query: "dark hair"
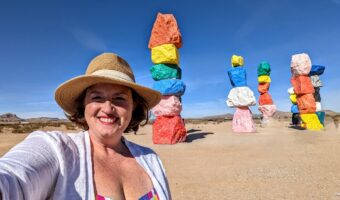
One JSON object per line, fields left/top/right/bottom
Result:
{"left": 65, "top": 88, "right": 150, "bottom": 133}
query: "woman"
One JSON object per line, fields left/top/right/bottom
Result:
{"left": 0, "top": 53, "right": 171, "bottom": 200}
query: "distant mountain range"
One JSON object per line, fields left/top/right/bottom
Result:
{"left": 186, "top": 110, "right": 339, "bottom": 122}
{"left": 0, "top": 113, "right": 22, "bottom": 123}
{"left": 1, "top": 110, "right": 339, "bottom": 124}
{"left": 0, "top": 113, "right": 68, "bottom": 124}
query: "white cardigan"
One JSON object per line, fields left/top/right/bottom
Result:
{"left": 0, "top": 131, "right": 171, "bottom": 200}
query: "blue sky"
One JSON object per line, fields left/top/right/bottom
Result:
{"left": 0, "top": 0, "right": 340, "bottom": 119}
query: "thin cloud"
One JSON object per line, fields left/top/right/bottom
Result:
{"left": 271, "top": 98, "right": 291, "bottom": 113}
{"left": 70, "top": 28, "right": 107, "bottom": 52}
{"left": 134, "top": 71, "right": 153, "bottom": 83}
{"left": 185, "top": 78, "right": 225, "bottom": 92}
{"left": 182, "top": 98, "right": 232, "bottom": 118}
{"left": 23, "top": 101, "right": 56, "bottom": 106}
{"left": 235, "top": 2, "right": 280, "bottom": 40}
{"left": 18, "top": 111, "right": 66, "bottom": 119}
{"left": 323, "top": 95, "right": 340, "bottom": 111}
{"left": 134, "top": 72, "right": 154, "bottom": 88}
{"left": 331, "top": 0, "right": 340, "bottom": 5}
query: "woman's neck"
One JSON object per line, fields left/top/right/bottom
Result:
{"left": 89, "top": 132, "right": 128, "bottom": 157}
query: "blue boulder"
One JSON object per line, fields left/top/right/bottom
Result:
{"left": 291, "top": 104, "right": 299, "bottom": 114}
{"left": 152, "top": 79, "right": 186, "bottom": 96}
{"left": 228, "top": 67, "right": 247, "bottom": 87}
{"left": 309, "top": 65, "right": 325, "bottom": 76}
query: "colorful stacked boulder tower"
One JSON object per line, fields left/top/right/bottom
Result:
{"left": 257, "top": 61, "right": 276, "bottom": 127}
{"left": 290, "top": 53, "right": 323, "bottom": 130}
{"left": 309, "top": 64, "right": 326, "bottom": 126}
{"left": 287, "top": 87, "right": 301, "bottom": 126}
{"left": 226, "top": 55, "right": 256, "bottom": 133}
{"left": 148, "top": 13, "right": 187, "bottom": 144}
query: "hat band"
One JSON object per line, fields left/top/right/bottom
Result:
{"left": 91, "top": 69, "right": 134, "bottom": 82}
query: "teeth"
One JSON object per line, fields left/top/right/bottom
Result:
{"left": 99, "top": 117, "right": 114, "bottom": 123}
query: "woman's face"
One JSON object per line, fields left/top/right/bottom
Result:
{"left": 84, "top": 83, "right": 134, "bottom": 140}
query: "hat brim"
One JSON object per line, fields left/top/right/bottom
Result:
{"left": 55, "top": 75, "right": 161, "bottom": 115}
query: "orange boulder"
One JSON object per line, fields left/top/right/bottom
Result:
{"left": 148, "top": 13, "right": 182, "bottom": 49}
{"left": 296, "top": 93, "right": 316, "bottom": 114}
{"left": 290, "top": 75, "right": 314, "bottom": 95}
{"left": 258, "top": 82, "right": 270, "bottom": 94}
{"left": 259, "top": 93, "right": 273, "bottom": 105}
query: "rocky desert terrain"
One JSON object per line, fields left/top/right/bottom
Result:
{"left": 1, "top": 112, "right": 340, "bottom": 199}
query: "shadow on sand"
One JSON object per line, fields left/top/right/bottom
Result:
{"left": 288, "top": 125, "right": 305, "bottom": 130}
{"left": 185, "top": 129, "right": 214, "bottom": 143}
{"left": 186, "top": 128, "right": 202, "bottom": 133}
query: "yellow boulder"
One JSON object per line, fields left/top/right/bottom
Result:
{"left": 300, "top": 113, "right": 324, "bottom": 131}
{"left": 231, "top": 55, "right": 244, "bottom": 67}
{"left": 151, "top": 44, "right": 179, "bottom": 64}
{"left": 258, "top": 75, "right": 271, "bottom": 83}
{"left": 290, "top": 94, "right": 297, "bottom": 104}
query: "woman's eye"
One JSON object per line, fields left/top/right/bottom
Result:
{"left": 91, "top": 96, "right": 103, "bottom": 100}
{"left": 115, "top": 97, "right": 126, "bottom": 101}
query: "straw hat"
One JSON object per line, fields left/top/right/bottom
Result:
{"left": 55, "top": 53, "right": 161, "bottom": 115}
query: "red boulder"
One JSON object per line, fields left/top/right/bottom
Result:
{"left": 153, "top": 115, "right": 186, "bottom": 144}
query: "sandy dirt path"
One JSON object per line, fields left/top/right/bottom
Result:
{"left": 1, "top": 121, "right": 340, "bottom": 199}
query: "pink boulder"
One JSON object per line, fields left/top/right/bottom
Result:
{"left": 152, "top": 95, "right": 182, "bottom": 117}
{"left": 258, "top": 104, "right": 277, "bottom": 117}
{"left": 232, "top": 107, "right": 256, "bottom": 133}
{"left": 291, "top": 53, "right": 312, "bottom": 76}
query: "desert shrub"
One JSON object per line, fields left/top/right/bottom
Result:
{"left": 12, "top": 125, "right": 28, "bottom": 133}
{"left": 46, "top": 122, "right": 62, "bottom": 127}
{"left": 30, "top": 123, "right": 42, "bottom": 130}
{"left": 65, "top": 122, "right": 77, "bottom": 130}
{"left": 333, "top": 115, "right": 340, "bottom": 129}
{"left": 10, "top": 124, "right": 38, "bottom": 133}
{"left": 10, "top": 124, "right": 20, "bottom": 133}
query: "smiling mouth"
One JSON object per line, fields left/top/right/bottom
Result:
{"left": 98, "top": 117, "right": 117, "bottom": 124}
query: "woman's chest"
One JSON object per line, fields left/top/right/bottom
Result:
{"left": 93, "top": 155, "right": 153, "bottom": 199}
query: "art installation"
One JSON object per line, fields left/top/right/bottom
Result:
{"left": 149, "top": 13, "right": 187, "bottom": 144}
{"left": 257, "top": 61, "right": 276, "bottom": 127}
{"left": 288, "top": 87, "right": 301, "bottom": 126}
{"left": 226, "top": 55, "right": 256, "bottom": 133}
{"left": 309, "top": 64, "right": 326, "bottom": 126}
{"left": 290, "top": 53, "right": 324, "bottom": 130}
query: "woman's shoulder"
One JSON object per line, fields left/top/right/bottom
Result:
{"left": 28, "top": 130, "right": 85, "bottom": 141}
{"left": 26, "top": 130, "right": 87, "bottom": 151}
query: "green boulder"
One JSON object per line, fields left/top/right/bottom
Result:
{"left": 150, "top": 64, "right": 181, "bottom": 81}
{"left": 258, "top": 61, "right": 271, "bottom": 76}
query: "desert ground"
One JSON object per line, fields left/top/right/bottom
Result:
{"left": 1, "top": 119, "right": 340, "bottom": 199}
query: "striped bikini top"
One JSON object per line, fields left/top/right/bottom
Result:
{"left": 96, "top": 188, "right": 159, "bottom": 200}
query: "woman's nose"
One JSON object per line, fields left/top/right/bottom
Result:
{"left": 102, "top": 100, "right": 115, "bottom": 112}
